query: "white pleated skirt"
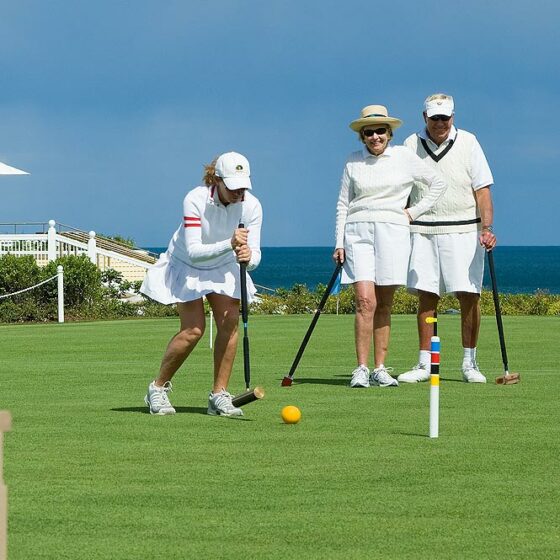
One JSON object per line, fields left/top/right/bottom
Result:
{"left": 140, "top": 252, "right": 257, "bottom": 305}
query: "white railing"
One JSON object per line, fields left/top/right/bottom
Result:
{"left": 0, "top": 220, "right": 157, "bottom": 281}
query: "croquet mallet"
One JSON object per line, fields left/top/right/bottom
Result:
{"left": 231, "top": 224, "right": 265, "bottom": 407}
{"left": 487, "top": 250, "right": 520, "bottom": 385}
{"left": 281, "top": 262, "right": 343, "bottom": 386}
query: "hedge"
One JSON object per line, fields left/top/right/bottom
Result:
{"left": 0, "top": 254, "right": 558, "bottom": 323}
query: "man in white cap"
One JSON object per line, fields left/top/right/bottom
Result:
{"left": 399, "top": 93, "right": 497, "bottom": 384}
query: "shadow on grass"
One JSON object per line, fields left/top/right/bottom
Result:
{"left": 392, "top": 431, "right": 430, "bottom": 438}
{"left": 111, "top": 406, "right": 256, "bottom": 420}
{"left": 111, "top": 406, "right": 208, "bottom": 415}
{"left": 289, "top": 374, "right": 463, "bottom": 386}
{"left": 283, "top": 377, "right": 349, "bottom": 386}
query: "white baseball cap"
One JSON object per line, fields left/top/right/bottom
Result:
{"left": 215, "top": 152, "right": 252, "bottom": 190}
{"left": 424, "top": 97, "right": 454, "bottom": 118}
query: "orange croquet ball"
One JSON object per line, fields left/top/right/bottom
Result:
{"left": 281, "top": 405, "right": 301, "bottom": 424}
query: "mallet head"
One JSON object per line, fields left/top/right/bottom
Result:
{"left": 281, "top": 376, "right": 293, "bottom": 387}
{"left": 231, "top": 386, "right": 265, "bottom": 408}
{"left": 495, "top": 372, "right": 520, "bottom": 385}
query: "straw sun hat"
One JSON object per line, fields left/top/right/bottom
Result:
{"left": 349, "top": 105, "right": 403, "bottom": 132}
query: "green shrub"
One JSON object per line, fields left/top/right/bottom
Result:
{"left": 0, "top": 253, "right": 559, "bottom": 322}
{"left": 0, "top": 298, "right": 57, "bottom": 323}
{"left": 42, "top": 255, "right": 103, "bottom": 306}
{"left": 250, "top": 286, "right": 560, "bottom": 317}
{"left": 0, "top": 254, "right": 42, "bottom": 302}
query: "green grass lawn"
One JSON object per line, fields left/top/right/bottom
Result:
{"left": 1, "top": 314, "right": 559, "bottom": 559}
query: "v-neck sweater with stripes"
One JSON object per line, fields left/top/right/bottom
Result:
{"left": 404, "top": 128, "right": 493, "bottom": 234}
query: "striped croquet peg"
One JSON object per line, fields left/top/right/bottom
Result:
{"left": 0, "top": 411, "right": 12, "bottom": 560}
{"left": 426, "top": 316, "right": 440, "bottom": 439}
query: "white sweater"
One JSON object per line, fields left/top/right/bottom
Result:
{"left": 335, "top": 146, "right": 447, "bottom": 248}
{"left": 404, "top": 128, "right": 494, "bottom": 234}
{"left": 165, "top": 186, "right": 262, "bottom": 270}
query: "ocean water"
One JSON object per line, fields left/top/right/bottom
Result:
{"left": 143, "top": 246, "right": 560, "bottom": 295}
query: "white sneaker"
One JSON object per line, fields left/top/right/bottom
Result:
{"left": 370, "top": 366, "right": 399, "bottom": 387}
{"left": 462, "top": 363, "right": 487, "bottom": 383}
{"left": 398, "top": 363, "right": 430, "bottom": 383}
{"left": 350, "top": 365, "right": 370, "bottom": 388}
{"left": 208, "top": 390, "right": 244, "bottom": 417}
{"left": 145, "top": 381, "right": 176, "bottom": 415}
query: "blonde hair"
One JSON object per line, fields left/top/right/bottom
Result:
{"left": 202, "top": 157, "right": 220, "bottom": 187}
{"left": 424, "top": 92, "right": 454, "bottom": 105}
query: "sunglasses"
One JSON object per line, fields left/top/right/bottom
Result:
{"left": 428, "top": 115, "right": 452, "bottom": 122}
{"left": 362, "top": 127, "right": 388, "bottom": 137}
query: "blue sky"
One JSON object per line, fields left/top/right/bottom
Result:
{"left": 1, "top": 0, "right": 558, "bottom": 246}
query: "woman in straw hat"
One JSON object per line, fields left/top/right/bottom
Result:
{"left": 141, "top": 151, "right": 263, "bottom": 417}
{"left": 333, "top": 105, "right": 446, "bottom": 389}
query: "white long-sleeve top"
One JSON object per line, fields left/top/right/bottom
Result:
{"left": 165, "top": 185, "right": 262, "bottom": 270}
{"left": 335, "top": 146, "right": 447, "bottom": 248}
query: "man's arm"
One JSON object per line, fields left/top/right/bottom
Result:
{"left": 475, "top": 186, "right": 496, "bottom": 250}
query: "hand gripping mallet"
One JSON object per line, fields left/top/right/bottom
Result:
{"left": 281, "top": 262, "right": 343, "bottom": 386}
{"left": 0, "top": 411, "right": 12, "bottom": 560}
{"left": 231, "top": 224, "right": 265, "bottom": 408}
{"left": 426, "top": 316, "right": 440, "bottom": 439}
{"left": 487, "top": 250, "right": 520, "bottom": 385}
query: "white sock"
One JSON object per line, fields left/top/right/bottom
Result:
{"left": 419, "top": 350, "right": 431, "bottom": 367}
{"left": 463, "top": 348, "right": 476, "bottom": 367}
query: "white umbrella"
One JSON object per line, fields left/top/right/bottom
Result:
{"left": 0, "top": 161, "right": 29, "bottom": 175}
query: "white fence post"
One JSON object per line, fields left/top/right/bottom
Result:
{"left": 0, "top": 411, "right": 11, "bottom": 560}
{"left": 87, "top": 231, "right": 97, "bottom": 265}
{"left": 209, "top": 309, "right": 213, "bottom": 349}
{"left": 47, "top": 220, "right": 57, "bottom": 262}
{"left": 57, "top": 265, "right": 64, "bottom": 324}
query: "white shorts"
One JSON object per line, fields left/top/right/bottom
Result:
{"left": 140, "top": 252, "right": 257, "bottom": 305}
{"left": 407, "top": 231, "right": 485, "bottom": 296}
{"left": 342, "top": 221, "right": 410, "bottom": 286}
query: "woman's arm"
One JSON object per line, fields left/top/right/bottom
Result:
{"left": 335, "top": 165, "right": 351, "bottom": 249}
{"left": 244, "top": 198, "right": 263, "bottom": 271}
{"left": 183, "top": 193, "right": 233, "bottom": 263}
{"left": 406, "top": 155, "right": 447, "bottom": 221}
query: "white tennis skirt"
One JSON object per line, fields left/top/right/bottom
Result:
{"left": 140, "top": 252, "right": 257, "bottom": 305}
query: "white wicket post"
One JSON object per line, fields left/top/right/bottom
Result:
{"left": 427, "top": 316, "right": 440, "bottom": 439}
{"left": 57, "top": 265, "right": 64, "bottom": 324}
{"left": 0, "top": 411, "right": 12, "bottom": 560}
{"left": 209, "top": 309, "right": 213, "bottom": 349}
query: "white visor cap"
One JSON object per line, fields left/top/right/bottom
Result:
{"left": 425, "top": 98, "right": 454, "bottom": 118}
